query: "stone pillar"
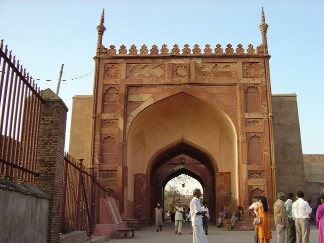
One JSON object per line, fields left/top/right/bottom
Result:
{"left": 36, "top": 89, "right": 68, "bottom": 243}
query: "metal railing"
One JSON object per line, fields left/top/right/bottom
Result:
{"left": 61, "top": 153, "right": 115, "bottom": 236}
{"left": 0, "top": 39, "right": 43, "bottom": 183}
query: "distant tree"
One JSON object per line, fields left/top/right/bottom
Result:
{"left": 164, "top": 184, "right": 185, "bottom": 210}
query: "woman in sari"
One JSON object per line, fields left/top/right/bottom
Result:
{"left": 257, "top": 196, "right": 272, "bottom": 243}
{"left": 316, "top": 194, "right": 324, "bottom": 243}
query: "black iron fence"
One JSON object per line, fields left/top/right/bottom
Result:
{"left": 0, "top": 39, "right": 43, "bottom": 183}
{"left": 61, "top": 153, "right": 115, "bottom": 236}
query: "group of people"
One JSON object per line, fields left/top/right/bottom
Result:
{"left": 251, "top": 191, "right": 324, "bottom": 243}
{"left": 154, "top": 189, "right": 324, "bottom": 243}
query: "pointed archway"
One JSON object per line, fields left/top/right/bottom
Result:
{"left": 148, "top": 140, "right": 217, "bottom": 222}
{"left": 126, "top": 92, "right": 237, "bottom": 223}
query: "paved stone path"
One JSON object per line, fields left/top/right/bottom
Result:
{"left": 106, "top": 221, "right": 318, "bottom": 243}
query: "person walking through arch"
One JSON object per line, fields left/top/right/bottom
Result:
{"left": 190, "top": 188, "right": 208, "bottom": 243}
{"left": 202, "top": 202, "right": 210, "bottom": 234}
{"left": 174, "top": 201, "right": 184, "bottom": 235}
{"left": 154, "top": 203, "right": 163, "bottom": 232}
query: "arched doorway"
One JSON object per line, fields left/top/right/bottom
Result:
{"left": 127, "top": 92, "right": 237, "bottom": 223}
{"left": 149, "top": 141, "right": 216, "bottom": 222}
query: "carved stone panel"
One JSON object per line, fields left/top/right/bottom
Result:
{"left": 245, "top": 119, "right": 263, "bottom": 132}
{"left": 104, "top": 64, "right": 121, "bottom": 79}
{"left": 243, "top": 63, "right": 261, "bottom": 78}
{"left": 196, "top": 63, "right": 237, "bottom": 78}
{"left": 249, "top": 170, "right": 265, "bottom": 179}
{"left": 126, "top": 64, "right": 166, "bottom": 79}
{"left": 173, "top": 64, "right": 189, "bottom": 79}
{"left": 101, "top": 119, "right": 119, "bottom": 134}
{"left": 100, "top": 170, "right": 117, "bottom": 180}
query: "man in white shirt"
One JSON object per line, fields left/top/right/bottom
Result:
{"left": 174, "top": 201, "right": 184, "bottom": 235}
{"left": 190, "top": 188, "right": 208, "bottom": 243}
{"left": 292, "top": 191, "right": 312, "bottom": 243}
{"left": 249, "top": 196, "right": 262, "bottom": 243}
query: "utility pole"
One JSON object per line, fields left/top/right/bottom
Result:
{"left": 56, "top": 64, "right": 64, "bottom": 95}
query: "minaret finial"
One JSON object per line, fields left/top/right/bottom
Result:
{"left": 259, "top": 7, "right": 269, "bottom": 54}
{"left": 96, "top": 9, "right": 106, "bottom": 52}
{"left": 100, "top": 9, "right": 105, "bottom": 26}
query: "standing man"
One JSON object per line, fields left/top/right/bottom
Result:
{"left": 190, "top": 188, "right": 208, "bottom": 243}
{"left": 285, "top": 192, "right": 296, "bottom": 243}
{"left": 174, "top": 201, "right": 184, "bottom": 235}
{"left": 274, "top": 192, "right": 289, "bottom": 243}
{"left": 154, "top": 203, "right": 163, "bottom": 232}
{"left": 292, "top": 191, "right": 312, "bottom": 243}
{"left": 249, "top": 196, "right": 262, "bottom": 243}
{"left": 202, "top": 202, "right": 210, "bottom": 235}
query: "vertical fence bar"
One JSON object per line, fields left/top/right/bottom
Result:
{"left": 8, "top": 60, "right": 20, "bottom": 179}
{"left": 16, "top": 71, "right": 26, "bottom": 180}
{"left": 6, "top": 56, "right": 16, "bottom": 178}
{"left": 76, "top": 159, "right": 83, "bottom": 229}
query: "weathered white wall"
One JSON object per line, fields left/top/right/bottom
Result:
{"left": 0, "top": 187, "right": 49, "bottom": 243}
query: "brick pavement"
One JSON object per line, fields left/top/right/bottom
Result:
{"left": 106, "top": 221, "right": 318, "bottom": 243}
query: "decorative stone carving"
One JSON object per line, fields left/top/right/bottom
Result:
{"left": 129, "top": 44, "right": 138, "bottom": 55}
{"left": 104, "top": 64, "right": 121, "bottom": 79}
{"left": 161, "top": 44, "right": 169, "bottom": 54}
{"left": 172, "top": 44, "right": 180, "bottom": 55}
{"left": 236, "top": 44, "right": 245, "bottom": 55}
{"left": 126, "top": 64, "right": 166, "bottom": 79}
{"left": 100, "top": 170, "right": 117, "bottom": 180}
{"left": 140, "top": 45, "right": 149, "bottom": 54}
{"left": 249, "top": 187, "right": 265, "bottom": 202}
{"left": 249, "top": 171, "right": 265, "bottom": 178}
{"left": 103, "top": 86, "right": 119, "bottom": 101}
{"left": 247, "top": 119, "right": 260, "bottom": 126}
{"left": 196, "top": 63, "right": 237, "bottom": 78}
{"left": 173, "top": 64, "right": 189, "bottom": 78}
{"left": 150, "top": 45, "right": 159, "bottom": 55}
{"left": 225, "top": 44, "right": 234, "bottom": 54}
{"left": 119, "top": 45, "right": 127, "bottom": 54}
{"left": 107, "top": 45, "right": 116, "bottom": 55}
{"left": 102, "top": 119, "right": 118, "bottom": 131}
{"left": 182, "top": 44, "right": 191, "bottom": 55}
{"left": 193, "top": 44, "right": 201, "bottom": 54}
{"left": 243, "top": 63, "right": 261, "bottom": 78}
{"left": 215, "top": 44, "right": 223, "bottom": 54}
{"left": 247, "top": 44, "right": 256, "bottom": 54}
{"left": 204, "top": 44, "right": 212, "bottom": 54}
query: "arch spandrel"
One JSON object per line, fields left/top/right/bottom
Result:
{"left": 126, "top": 87, "right": 238, "bottom": 138}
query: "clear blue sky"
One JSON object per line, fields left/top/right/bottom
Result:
{"left": 1, "top": 0, "right": 323, "bottom": 154}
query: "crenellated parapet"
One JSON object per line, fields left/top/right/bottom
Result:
{"left": 99, "top": 43, "right": 267, "bottom": 56}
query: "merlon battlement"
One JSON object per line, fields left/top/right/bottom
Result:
{"left": 99, "top": 43, "right": 267, "bottom": 56}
